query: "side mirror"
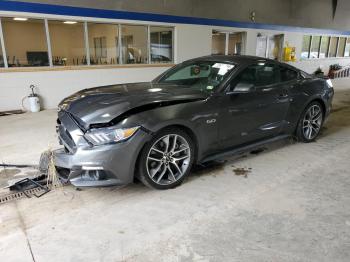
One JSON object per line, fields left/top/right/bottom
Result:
{"left": 227, "top": 83, "right": 255, "bottom": 94}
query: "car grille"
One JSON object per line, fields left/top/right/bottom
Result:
{"left": 56, "top": 112, "right": 79, "bottom": 153}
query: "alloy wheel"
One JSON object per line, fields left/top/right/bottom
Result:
{"left": 302, "top": 104, "right": 323, "bottom": 140}
{"left": 146, "top": 134, "right": 191, "bottom": 185}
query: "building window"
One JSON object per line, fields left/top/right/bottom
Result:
{"left": 212, "top": 31, "right": 226, "bottom": 55}
{"left": 267, "top": 34, "right": 284, "bottom": 60}
{"left": 345, "top": 38, "right": 350, "bottom": 57}
{"left": 2, "top": 17, "right": 49, "bottom": 67}
{"left": 337, "top": 37, "right": 346, "bottom": 57}
{"left": 48, "top": 20, "right": 86, "bottom": 66}
{"left": 0, "top": 15, "right": 177, "bottom": 69}
{"left": 319, "top": 36, "right": 330, "bottom": 58}
{"left": 228, "top": 33, "right": 244, "bottom": 55}
{"left": 121, "top": 25, "right": 148, "bottom": 64}
{"left": 150, "top": 26, "right": 173, "bottom": 63}
{"left": 0, "top": 36, "right": 3, "bottom": 67}
{"left": 94, "top": 37, "right": 107, "bottom": 58}
{"left": 212, "top": 31, "right": 245, "bottom": 56}
{"left": 310, "top": 36, "right": 321, "bottom": 58}
{"left": 302, "top": 35, "right": 350, "bottom": 59}
{"left": 329, "top": 37, "right": 338, "bottom": 58}
{"left": 301, "top": 36, "right": 311, "bottom": 59}
{"left": 87, "top": 23, "right": 119, "bottom": 65}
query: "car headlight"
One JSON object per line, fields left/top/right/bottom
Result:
{"left": 84, "top": 126, "right": 140, "bottom": 145}
{"left": 57, "top": 102, "right": 69, "bottom": 112}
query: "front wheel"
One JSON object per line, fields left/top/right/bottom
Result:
{"left": 296, "top": 101, "right": 324, "bottom": 143}
{"left": 138, "top": 128, "right": 194, "bottom": 190}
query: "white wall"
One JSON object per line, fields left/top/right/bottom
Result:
{"left": 175, "top": 24, "right": 212, "bottom": 63}
{"left": 0, "top": 66, "right": 170, "bottom": 110}
{"left": 0, "top": 23, "right": 215, "bottom": 111}
{"left": 0, "top": 23, "right": 214, "bottom": 112}
{"left": 1, "top": 12, "right": 350, "bottom": 112}
{"left": 211, "top": 26, "right": 350, "bottom": 74}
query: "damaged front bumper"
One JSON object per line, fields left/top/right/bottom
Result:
{"left": 54, "top": 111, "right": 150, "bottom": 187}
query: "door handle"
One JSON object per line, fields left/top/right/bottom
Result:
{"left": 278, "top": 93, "right": 289, "bottom": 98}
{"left": 277, "top": 93, "right": 289, "bottom": 102}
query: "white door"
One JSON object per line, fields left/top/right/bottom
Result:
{"left": 256, "top": 36, "right": 268, "bottom": 58}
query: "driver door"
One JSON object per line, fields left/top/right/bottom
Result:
{"left": 218, "top": 62, "right": 291, "bottom": 148}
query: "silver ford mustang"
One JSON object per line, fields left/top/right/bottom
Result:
{"left": 54, "top": 55, "right": 334, "bottom": 189}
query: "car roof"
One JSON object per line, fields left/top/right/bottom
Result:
{"left": 197, "top": 54, "right": 268, "bottom": 62}
{"left": 189, "top": 55, "right": 300, "bottom": 71}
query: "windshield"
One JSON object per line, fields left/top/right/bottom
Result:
{"left": 155, "top": 61, "right": 236, "bottom": 91}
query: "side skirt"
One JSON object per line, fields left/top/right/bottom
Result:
{"left": 201, "top": 134, "right": 291, "bottom": 163}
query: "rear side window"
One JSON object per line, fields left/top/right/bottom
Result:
{"left": 280, "top": 66, "right": 298, "bottom": 82}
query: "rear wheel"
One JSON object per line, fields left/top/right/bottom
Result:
{"left": 296, "top": 101, "right": 324, "bottom": 142}
{"left": 138, "top": 128, "right": 194, "bottom": 189}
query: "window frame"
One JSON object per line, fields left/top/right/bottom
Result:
{"left": 337, "top": 37, "right": 347, "bottom": 58}
{"left": 310, "top": 35, "right": 321, "bottom": 59}
{"left": 301, "top": 34, "right": 350, "bottom": 60}
{"left": 149, "top": 25, "right": 175, "bottom": 64}
{"left": 345, "top": 38, "right": 350, "bottom": 57}
{"left": 319, "top": 36, "right": 330, "bottom": 58}
{"left": 47, "top": 19, "right": 87, "bottom": 67}
{"left": 301, "top": 35, "right": 312, "bottom": 59}
{"left": 0, "top": 17, "right": 7, "bottom": 68}
{"left": 211, "top": 30, "right": 246, "bottom": 56}
{"left": 0, "top": 15, "right": 175, "bottom": 69}
{"left": 120, "top": 24, "right": 149, "bottom": 64}
{"left": 1, "top": 17, "right": 50, "bottom": 67}
{"left": 86, "top": 22, "right": 120, "bottom": 65}
{"left": 229, "top": 62, "right": 281, "bottom": 92}
{"left": 329, "top": 36, "right": 339, "bottom": 58}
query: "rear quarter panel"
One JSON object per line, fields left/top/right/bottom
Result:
{"left": 285, "top": 77, "right": 329, "bottom": 133}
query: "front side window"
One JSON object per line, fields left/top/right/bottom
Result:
{"left": 48, "top": 20, "right": 86, "bottom": 66}
{"left": 2, "top": 17, "right": 49, "bottom": 67}
{"left": 231, "top": 63, "right": 279, "bottom": 91}
{"left": 150, "top": 26, "right": 173, "bottom": 63}
{"left": 280, "top": 66, "right": 298, "bottom": 82}
{"left": 157, "top": 61, "right": 235, "bottom": 91}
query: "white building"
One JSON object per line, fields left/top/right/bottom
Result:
{"left": 0, "top": 1, "right": 349, "bottom": 111}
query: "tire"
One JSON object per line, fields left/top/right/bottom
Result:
{"left": 296, "top": 101, "right": 324, "bottom": 143}
{"left": 138, "top": 128, "right": 195, "bottom": 190}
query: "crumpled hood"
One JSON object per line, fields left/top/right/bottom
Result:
{"left": 58, "top": 82, "right": 208, "bottom": 126}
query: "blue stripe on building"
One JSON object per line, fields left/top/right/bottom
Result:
{"left": 0, "top": 0, "right": 350, "bottom": 35}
